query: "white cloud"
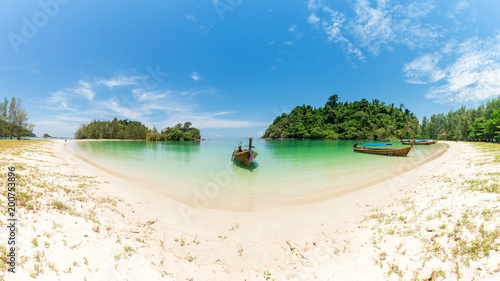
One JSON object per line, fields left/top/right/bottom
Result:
{"left": 284, "top": 41, "right": 294, "bottom": 46}
{"left": 75, "top": 80, "right": 95, "bottom": 101}
{"left": 132, "top": 89, "right": 168, "bottom": 102}
{"left": 165, "top": 112, "right": 269, "bottom": 129}
{"left": 97, "top": 76, "right": 142, "bottom": 89}
{"left": 288, "top": 24, "right": 297, "bottom": 33}
{"left": 42, "top": 73, "right": 267, "bottom": 137}
{"left": 185, "top": 14, "right": 197, "bottom": 21}
{"left": 403, "top": 53, "right": 446, "bottom": 84}
{"left": 102, "top": 99, "right": 144, "bottom": 120}
{"left": 308, "top": 13, "right": 320, "bottom": 26}
{"left": 199, "top": 26, "right": 212, "bottom": 35}
{"left": 307, "top": 0, "right": 439, "bottom": 60}
{"left": 191, "top": 72, "right": 202, "bottom": 81}
{"left": 405, "top": 35, "right": 500, "bottom": 104}
{"left": 47, "top": 91, "right": 76, "bottom": 111}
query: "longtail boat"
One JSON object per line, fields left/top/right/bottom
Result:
{"left": 401, "top": 139, "right": 437, "bottom": 145}
{"left": 232, "top": 137, "right": 258, "bottom": 166}
{"left": 353, "top": 141, "right": 414, "bottom": 156}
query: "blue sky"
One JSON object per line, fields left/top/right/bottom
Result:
{"left": 1, "top": 0, "right": 500, "bottom": 138}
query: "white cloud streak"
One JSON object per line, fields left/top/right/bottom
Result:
{"left": 97, "top": 76, "right": 143, "bottom": 89}
{"left": 404, "top": 34, "right": 500, "bottom": 104}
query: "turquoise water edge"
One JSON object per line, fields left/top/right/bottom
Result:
{"left": 68, "top": 139, "right": 446, "bottom": 211}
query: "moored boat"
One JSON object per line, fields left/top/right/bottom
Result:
{"left": 353, "top": 142, "right": 414, "bottom": 156}
{"left": 401, "top": 139, "right": 437, "bottom": 145}
{"left": 232, "top": 137, "right": 258, "bottom": 166}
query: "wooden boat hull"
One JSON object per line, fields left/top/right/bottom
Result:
{"left": 232, "top": 150, "right": 258, "bottom": 166}
{"left": 353, "top": 146, "right": 412, "bottom": 156}
{"left": 401, "top": 140, "right": 437, "bottom": 145}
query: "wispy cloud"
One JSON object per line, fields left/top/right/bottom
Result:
{"left": 185, "top": 14, "right": 197, "bottom": 21}
{"left": 2, "top": 62, "right": 41, "bottom": 74}
{"left": 102, "top": 99, "right": 144, "bottom": 120}
{"left": 97, "top": 76, "right": 142, "bottom": 89}
{"left": 47, "top": 91, "right": 76, "bottom": 111}
{"left": 199, "top": 26, "right": 212, "bottom": 35}
{"left": 403, "top": 53, "right": 445, "bottom": 84}
{"left": 404, "top": 34, "right": 500, "bottom": 104}
{"left": 191, "top": 72, "right": 202, "bottom": 81}
{"left": 45, "top": 79, "right": 95, "bottom": 111}
{"left": 307, "top": 0, "right": 439, "bottom": 60}
{"left": 165, "top": 112, "right": 269, "bottom": 129}
{"left": 40, "top": 74, "right": 265, "bottom": 133}
{"left": 132, "top": 89, "right": 168, "bottom": 102}
{"left": 75, "top": 80, "right": 96, "bottom": 101}
{"left": 308, "top": 13, "right": 320, "bottom": 26}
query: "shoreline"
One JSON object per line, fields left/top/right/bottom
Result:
{"left": 63, "top": 139, "right": 448, "bottom": 212}
{"left": 2, "top": 140, "right": 499, "bottom": 280}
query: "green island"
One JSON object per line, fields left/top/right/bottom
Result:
{"left": 75, "top": 118, "right": 201, "bottom": 141}
{"left": 263, "top": 95, "right": 500, "bottom": 141}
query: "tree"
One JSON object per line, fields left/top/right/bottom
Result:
{"left": 326, "top": 94, "right": 339, "bottom": 108}
{"left": 0, "top": 97, "right": 33, "bottom": 139}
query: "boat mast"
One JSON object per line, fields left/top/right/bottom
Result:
{"left": 248, "top": 137, "right": 253, "bottom": 151}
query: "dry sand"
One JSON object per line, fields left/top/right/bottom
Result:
{"left": 1, "top": 140, "right": 500, "bottom": 280}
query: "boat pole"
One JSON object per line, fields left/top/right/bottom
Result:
{"left": 249, "top": 137, "right": 254, "bottom": 163}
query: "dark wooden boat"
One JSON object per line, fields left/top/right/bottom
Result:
{"left": 353, "top": 142, "right": 414, "bottom": 156}
{"left": 232, "top": 137, "right": 258, "bottom": 166}
{"left": 401, "top": 139, "right": 437, "bottom": 145}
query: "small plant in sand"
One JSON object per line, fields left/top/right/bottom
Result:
{"left": 237, "top": 244, "right": 244, "bottom": 256}
{"left": 124, "top": 245, "right": 135, "bottom": 258}
{"left": 229, "top": 223, "right": 240, "bottom": 231}
{"left": 185, "top": 255, "right": 196, "bottom": 262}
{"left": 32, "top": 237, "right": 39, "bottom": 247}
{"left": 386, "top": 262, "right": 402, "bottom": 277}
{"left": 218, "top": 235, "right": 227, "bottom": 241}
{"left": 174, "top": 235, "right": 186, "bottom": 246}
{"left": 263, "top": 270, "right": 274, "bottom": 280}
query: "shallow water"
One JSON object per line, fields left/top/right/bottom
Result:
{"left": 69, "top": 139, "right": 446, "bottom": 210}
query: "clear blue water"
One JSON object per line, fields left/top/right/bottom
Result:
{"left": 68, "top": 139, "right": 446, "bottom": 210}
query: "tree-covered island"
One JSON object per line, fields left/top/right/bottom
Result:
{"left": 264, "top": 95, "right": 500, "bottom": 141}
{"left": 75, "top": 119, "right": 201, "bottom": 141}
{"left": 263, "top": 95, "right": 419, "bottom": 140}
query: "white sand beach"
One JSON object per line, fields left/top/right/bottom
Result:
{"left": 1, "top": 140, "right": 500, "bottom": 280}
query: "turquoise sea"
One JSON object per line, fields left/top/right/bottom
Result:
{"left": 68, "top": 139, "right": 446, "bottom": 211}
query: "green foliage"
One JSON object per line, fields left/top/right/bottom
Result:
{"left": 420, "top": 96, "right": 500, "bottom": 141}
{"left": 0, "top": 96, "right": 35, "bottom": 138}
{"left": 159, "top": 122, "right": 201, "bottom": 141}
{"left": 75, "top": 119, "right": 201, "bottom": 141}
{"left": 75, "top": 118, "right": 149, "bottom": 140}
{"left": 263, "top": 96, "right": 419, "bottom": 140}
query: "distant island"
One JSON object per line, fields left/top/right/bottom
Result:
{"left": 263, "top": 95, "right": 418, "bottom": 140}
{"left": 264, "top": 95, "right": 500, "bottom": 141}
{"left": 75, "top": 118, "right": 201, "bottom": 141}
